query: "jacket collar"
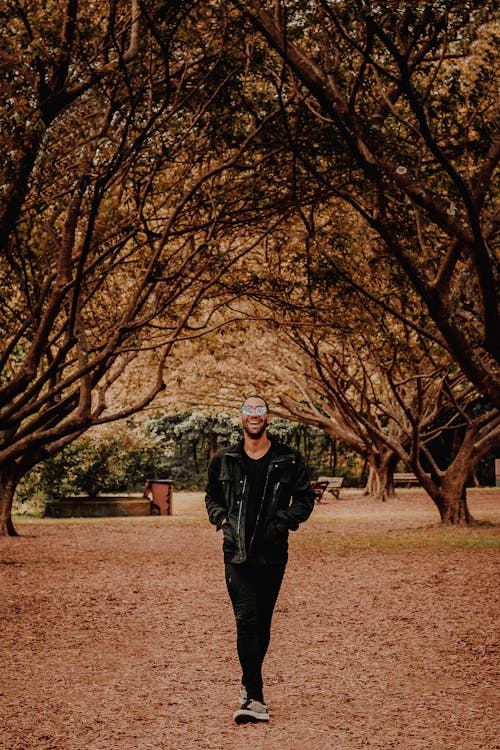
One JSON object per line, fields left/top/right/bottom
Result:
{"left": 225, "top": 434, "right": 294, "bottom": 461}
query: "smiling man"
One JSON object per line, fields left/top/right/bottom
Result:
{"left": 205, "top": 395, "right": 315, "bottom": 724}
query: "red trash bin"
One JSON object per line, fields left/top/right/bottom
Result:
{"left": 142, "top": 479, "right": 174, "bottom": 515}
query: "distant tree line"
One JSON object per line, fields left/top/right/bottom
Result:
{"left": 14, "top": 410, "right": 494, "bottom": 517}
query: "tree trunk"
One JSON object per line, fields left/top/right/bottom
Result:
{"left": 415, "top": 420, "right": 490, "bottom": 525}
{"left": 209, "top": 430, "right": 218, "bottom": 459}
{"left": 0, "top": 465, "right": 20, "bottom": 536}
{"left": 364, "top": 449, "right": 397, "bottom": 501}
{"left": 418, "top": 462, "right": 474, "bottom": 525}
{"left": 425, "top": 480, "right": 472, "bottom": 525}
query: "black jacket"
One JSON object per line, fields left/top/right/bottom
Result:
{"left": 205, "top": 435, "right": 315, "bottom": 564}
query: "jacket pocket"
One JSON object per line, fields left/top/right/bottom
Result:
{"left": 222, "top": 522, "right": 237, "bottom": 552}
{"left": 262, "top": 517, "right": 288, "bottom": 544}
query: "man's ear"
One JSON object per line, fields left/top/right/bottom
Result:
{"left": 266, "top": 413, "right": 273, "bottom": 425}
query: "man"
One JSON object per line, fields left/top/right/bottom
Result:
{"left": 205, "top": 394, "right": 315, "bottom": 724}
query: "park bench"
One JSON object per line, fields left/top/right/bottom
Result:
{"left": 393, "top": 472, "right": 423, "bottom": 486}
{"left": 312, "top": 476, "right": 344, "bottom": 502}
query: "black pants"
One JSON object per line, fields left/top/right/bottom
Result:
{"left": 225, "top": 561, "right": 286, "bottom": 703}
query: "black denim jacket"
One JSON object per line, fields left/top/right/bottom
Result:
{"left": 205, "top": 436, "right": 315, "bottom": 564}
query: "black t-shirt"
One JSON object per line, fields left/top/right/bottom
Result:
{"left": 242, "top": 449, "right": 272, "bottom": 547}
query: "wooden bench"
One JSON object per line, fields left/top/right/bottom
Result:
{"left": 393, "top": 472, "right": 425, "bottom": 486}
{"left": 312, "top": 476, "right": 344, "bottom": 502}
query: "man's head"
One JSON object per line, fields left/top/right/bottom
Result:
{"left": 240, "top": 394, "right": 271, "bottom": 440}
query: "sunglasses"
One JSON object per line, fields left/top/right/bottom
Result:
{"left": 241, "top": 405, "right": 268, "bottom": 416}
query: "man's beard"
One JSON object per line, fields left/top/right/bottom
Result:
{"left": 243, "top": 424, "right": 267, "bottom": 440}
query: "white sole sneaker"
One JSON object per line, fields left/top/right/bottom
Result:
{"left": 233, "top": 699, "right": 270, "bottom": 724}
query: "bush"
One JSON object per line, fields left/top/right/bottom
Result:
{"left": 13, "top": 487, "right": 47, "bottom": 517}
{"left": 13, "top": 425, "right": 170, "bottom": 514}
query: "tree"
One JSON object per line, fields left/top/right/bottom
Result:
{"left": 228, "top": 0, "right": 500, "bottom": 408}
{"left": 186, "top": 312, "right": 499, "bottom": 522}
{"left": 275, "top": 329, "right": 499, "bottom": 523}
{"left": 0, "top": 0, "right": 285, "bottom": 534}
{"left": 161, "top": 207, "right": 499, "bottom": 522}
{"left": 261, "top": 209, "right": 500, "bottom": 522}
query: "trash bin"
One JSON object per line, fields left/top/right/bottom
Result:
{"left": 142, "top": 479, "right": 174, "bottom": 515}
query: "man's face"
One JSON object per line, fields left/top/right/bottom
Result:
{"left": 240, "top": 397, "right": 270, "bottom": 440}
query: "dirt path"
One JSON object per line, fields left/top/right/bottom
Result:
{"left": 1, "top": 490, "right": 499, "bottom": 750}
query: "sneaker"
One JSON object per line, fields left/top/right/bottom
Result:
{"left": 233, "top": 699, "right": 270, "bottom": 724}
{"left": 238, "top": 686, "right": 247, "bottom": 705}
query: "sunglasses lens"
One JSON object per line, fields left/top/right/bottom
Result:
{"left": 241, "top": 405, "right": 267, "bottom": 415}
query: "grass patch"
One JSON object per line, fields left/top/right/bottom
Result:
{"left": 12, "top": 514, "right": 210, "bottom": 529}
{"left": 294, "top": 525, "right": 500, "bottom": 553}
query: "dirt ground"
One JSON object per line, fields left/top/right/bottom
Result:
{"left": 1, "top": 489, "right": 499, "bottom": 750}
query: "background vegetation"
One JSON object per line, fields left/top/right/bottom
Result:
{"left": 13, "top": 410, "right": 495, "bottom": 517}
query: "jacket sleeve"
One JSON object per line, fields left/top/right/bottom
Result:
{"left": 275, "top": 451, "right": 315, "bottom": 531}
{"left": 204, "top": 454, "right": 228, "bottom": 529}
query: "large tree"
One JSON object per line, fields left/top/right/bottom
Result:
{"left": 159, "top": 199, "right": 499, "bottom": 523}
{"left": 254, "top": 204, "right": 500, "bottom": 520}
{"left": 166, "top": 307, "right": 499, "bottom": 523}
{"left": 274, "top": 329, "right": 499, "bottom": 524}
{"left": 228, "top": 0, "right": 500, "bottom": 408}
{"left": 0, "top": 0, "right": 286, "bottom": 534}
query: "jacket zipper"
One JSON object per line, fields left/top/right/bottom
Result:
{"left": 237, "top": 475, "right": 246, "bottom": 560}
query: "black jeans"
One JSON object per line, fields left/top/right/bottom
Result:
{"left": 225, "top": 561, "right": 286, "bottom": 703}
